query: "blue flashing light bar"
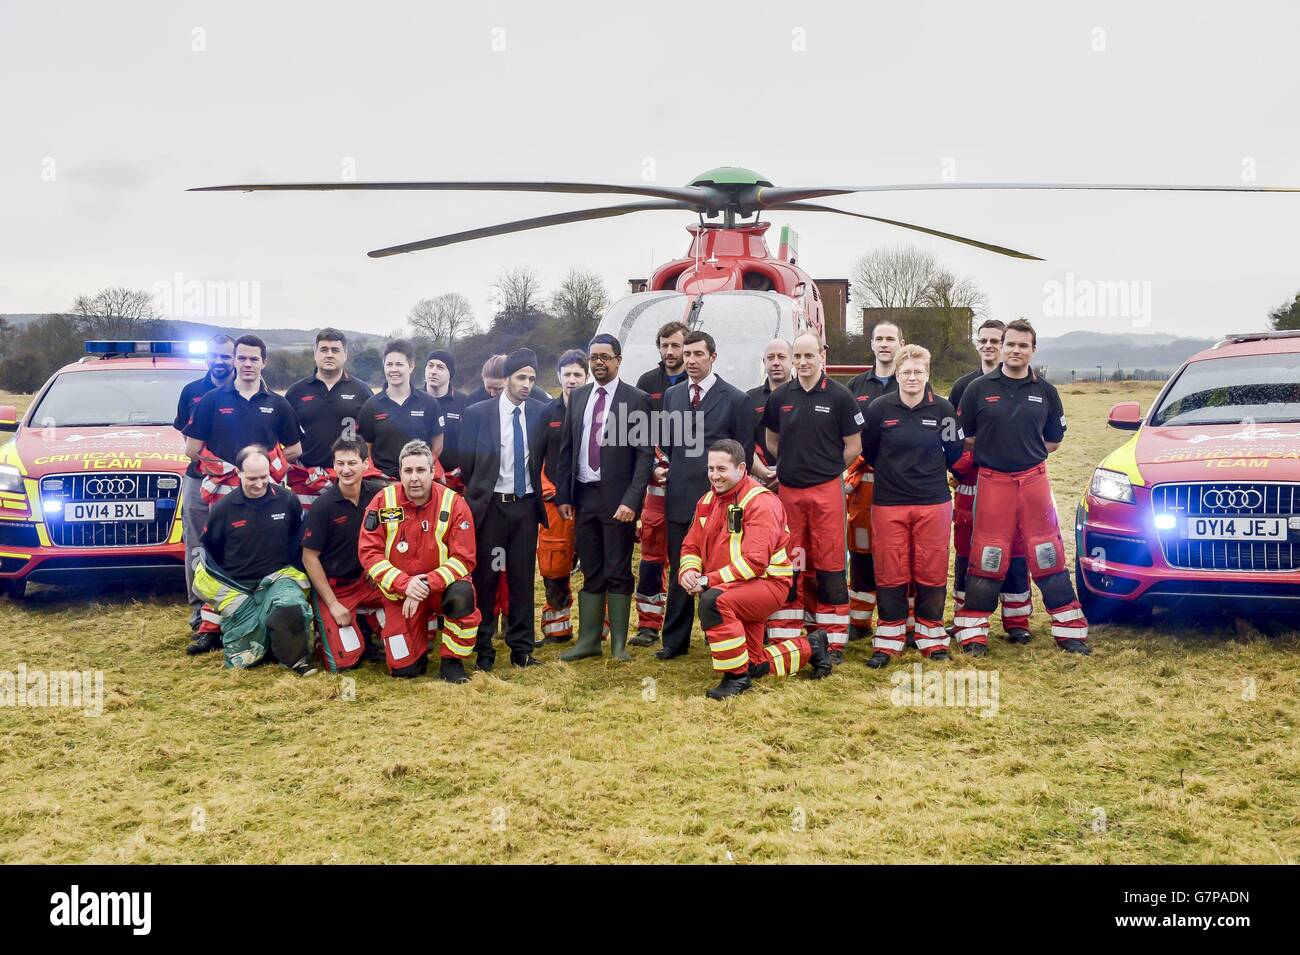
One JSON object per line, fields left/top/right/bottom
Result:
{"left": 84, "top": 341, "right": 208, "bottom": 357}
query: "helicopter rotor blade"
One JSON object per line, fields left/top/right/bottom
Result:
{"left": 758, "top": 182, "right": 1300, "bottom": 205}
{"left": 367, "top": 200, "right": 694, "bottom": 257}
{"left": 767, "top": 202, "right": 1044, "bottom": 260}
{"left": 190, "top": 179, "right": 714, "bottom": 206}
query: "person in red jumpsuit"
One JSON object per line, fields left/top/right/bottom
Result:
{"left": 357, "top": 438, "right": 483, "bottom": 682}
{"left": 680, "top": 439, "right": 833, "bottom": 699}
{"left": 955, "top": 320, "right": 1089, "bottom": 656}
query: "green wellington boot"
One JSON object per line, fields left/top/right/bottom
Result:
{"left": 606, "top": 592, "right": 634, "bottom": 662}
{"left": 560, "top": 591, "right": 606, "bottom": 662}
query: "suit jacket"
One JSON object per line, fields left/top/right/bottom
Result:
{"left": 554, "top": 379, "right": 654, "bottom": 516}
{"left": 662, "top": 375, "right": 755, "bottom": 524}
{"left": 459, "top": 395, "right": 549, "bottom": 528}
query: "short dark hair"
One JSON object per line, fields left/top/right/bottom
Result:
{"left": 383, "top": 338, "right": 415, "bottom": 365}
{"left": 233, "top": 334, "right": 266, "bottom": 361}
{"left": 708, "top": 439, "right": 746, "bottom": 468}
{"left": 1004, "top": 318, "right": 1037, "bottom": 347}
{"left": 331, "top": 435, "right": 368, "bottom": 461}
{"left": 234, "top": 443, "right": 269, "bottom": 470}
{"left": 656, "top": 320, "right": 689, "bottom": 345}
{"left": 870, "top": 320, "right": 902, "bottom": 339}
{"left": 557, "top": 348, "right": 587, "bottom": 373}
{"left": 683, "top": 330, "right": 716, "bottom": 354}
{"left": 208, "top": 333, "right": 234, "bottom": 350}
{"left": 316, "top": 327, "right": 348, "bottom": 349}
{"left": 589, "top": 333, "right": 621, "bottom": 357}
{"left": 977, "top": 318, "right": 1006, "bottom": 338}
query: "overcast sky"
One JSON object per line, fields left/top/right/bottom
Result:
{"left": 2, "top": 0, "right": 1297, "bottom": 340}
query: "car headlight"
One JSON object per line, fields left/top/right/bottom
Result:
{"left": 0, "top": 464, "right": 23, "bottom": 494}
{"left": 1089, "top": 467, "right": 1134, "bottom": 504}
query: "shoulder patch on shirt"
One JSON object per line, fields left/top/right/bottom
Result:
{"left": 378, "top": 506, "right": 404, "bottom": 523}
{"left": 853, "top": 411, "right": 865, "bottom": 426}
{"left": 1060, "top": 415, "right": 1068, "bottom": 426}
{"left": 458, "top": 520, "right": 471, "bottom": 530}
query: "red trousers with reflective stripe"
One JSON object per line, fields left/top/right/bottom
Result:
{"left": 952, "top": 481, "right": 1031, "bottom": 628}
{"left": 636, "top": 488, "right": 667, "bottom": 632}
{"left": 314, "top": 577, "right": 383, "bottom": 671}
{"left": 871, "top": 501, "right": 951, "bottom": 656}
{"left": 538, "top": 498, "right": 575, "bottom": 639}
{"left": 961, "top": 463, "right": 1087, "bottom": 646}
{"left": 706, "top": 577, "right": 811, "bottom": 676}
{"left": 374, "top": 585, "right": 483, "bottom": 670}
{"left": 778, "top": 478, "right": 849, "bottom": 646}
{"left": 845, "top": 475, "right": 876, "bottom": 632}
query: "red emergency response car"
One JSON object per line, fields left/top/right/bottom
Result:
{"left": 0, "top": 341, "right": 207, "bottom": 597}
{"left": 1075, "top": 330, "right": 1300, "bottom": 619}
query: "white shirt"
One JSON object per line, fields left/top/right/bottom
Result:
{"left": 687, "top": 371, "right": 717, "bottom": 405}
{"left": 578, "top": 377, "right": 620, "bottom": 483}
{"left": 494, "top": 395, "right": 533, "bottom": 495}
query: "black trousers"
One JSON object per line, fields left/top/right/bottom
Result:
{"left": 661, "top": 518, "right": 694, "bottom": 654}
{"left": 472, "top": 496, "right": 540, "bottom": 664}
{"left": 574, "top": 481, "right": 637, "bottom": 594}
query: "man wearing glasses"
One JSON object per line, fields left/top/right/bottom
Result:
{"left": 554, "top": 334, "right": 654, "bottom": 661}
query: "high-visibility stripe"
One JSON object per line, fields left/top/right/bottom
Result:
{"left": 1052, "top": 607, "right": 1086, "bottom": 623}
{"left": 767, "top": 645, "right": 787, "bottom": 676}
{"left": 679, "top": 555, "right": 703, "bottom": 572}
{"left": 445, "top": 556, "right": 468, "bottom": 579}
{"left": 433, "top": 566, "right": 456, "bottom": 587}
{"left": 874, "top": 637, "right": 906, "bottom": 652}
{"left": 915, "top": 636, "right": 948, "bottom": 651}
{"left": 766, "top": 628, "right": 803, "bottom": 640}
{"left": 765, "top": 564, "right": 794, "bottom": 576}
{"left": 955, "top": 483, "right": 976, "bottom": 496}
{"left": 713, "top": 650, "right": 749, "bottom": 671}
{"left": 709, "top": 635, "right": 746, "bottom": 654}
{"left": 875, "top": 623, "right": 908, "bottom": 637}
{"left": 646, "top": 485, "right": 665, "bottom": 496}
{"left": 1051, "top": 625, "right": 1087, "bottom": 640}
{"left": 787, "top": 645, "right": 801, "bottom": 673}
{"left": 815, "top": 613, "right": 849, "bottom": 626}
{"left": 444, "top": 618, "right": 477, "bottom": 640}
{"left": 441, "top": 633, "right": 475, "bottom": 657}
{"left": 379, "top": 486, "right": 400, "bottom": 593}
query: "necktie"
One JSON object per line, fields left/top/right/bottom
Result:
{"left": 691, "top": 383, "right": 702, "bottom": 410}
{"left": 588, "top": 386, "right": 606, "bottom": 472}
{"left": 512, "top": 406, "right": 526, "bottom": 497}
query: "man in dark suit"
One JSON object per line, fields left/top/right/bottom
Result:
{"left": 554, "top": 334, "right": 654, "bottom": 662}
{"left": 459, "top": 348, "right": 549, "bottom": 670}
{"left": 656, "top": 330, "right": 755, "bottom": 659}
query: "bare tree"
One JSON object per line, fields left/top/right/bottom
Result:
{"left": 492, "top": 266, "right": 545, "bottom": 325}
{"left": 71, "top": 286, "right": 159, "bottom": 337}
{"left": 551, "top": 267, "right": 610, "bottom": 342}
{"left": 409, "top": 293, "right": 476, "bottom": 346}
{"left": 850, "top": 246, "right": 938, "bottom": 310}
{"left": 924, "top": 269, "right": 988, "bottom": 354}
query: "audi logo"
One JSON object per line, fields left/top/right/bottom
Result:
{"left": 1200, "top": 488, "right": 1263, "bottom": 510}
{"left": 84, "top": 477, "right": 138, "bottom": 497}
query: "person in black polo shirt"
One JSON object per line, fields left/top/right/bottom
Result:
{"left": 861, "top": 345, "right": 964, "bottom": 668}
{"left": 424, "top": 348, "right": 466, "bottom": 488}
{"left": 747, "top": 337, "right": 792, "bottom": 488}
{"left": 284, "top": 328, "right": 374, "bottom": 510}
{"left": 301, "top": 436, "right": 390, "bottom": 672}
{"left": 844, "top": 320, "right": 903, "bottom": 643}
{"left": 763, "top": 332, "right": 863, "bottom": 662}
{"left": 174, "top": 333, "right": 234, "bottom": 633}
{"left": 357, "top": 339, "right": 444, "bottom": 479}
{"left": 956, "top": 319, "right": 1089, "bottom": 656}
{"left": 947, "top": 319, "right": 1033, "bottom": 643}
{"left": 183, "top": 333, "right": 302, "bottom": 518}
{"left": 190, "top": 445, "right": 315, "bottom": 674}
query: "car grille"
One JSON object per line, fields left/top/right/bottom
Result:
{"left": 42, "top": 472, "right": 181, "bottom": 548}
{"left": 1151, "top": 482, "right": 1299, "bottom": 572}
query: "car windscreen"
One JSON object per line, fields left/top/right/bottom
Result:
{"left": 1150, "top": 352, "right": 1300, "bottom": 426}
{"left": 26, "top": 368, "right": 196, "bottom": 428}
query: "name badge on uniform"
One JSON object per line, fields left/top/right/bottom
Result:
{"left": 922, "top": 418, "right": 937, "bottom": 427}
{"left": 1028, "top": 395, "right": 1043, "bottom": 403}
{"left": 411, "top": 410, "right": 425, "bottom": 417}
{"left": 259, "top": 406, "right": 273, "bottom": 414}
{"left": 341, "top": 393, "right": 355, "bottom": 400}
{"left": 271, "top": 512, "right": 286, "bottom": 520}
{"left": 814, "top": 404, "right": 831, "bottom": 413}
{"left": 379, "top": 506, "right": 404, "bottom": 523}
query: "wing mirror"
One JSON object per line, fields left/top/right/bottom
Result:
{"left": 0, "top": 405, "right": 17, "bottom": 432}
{"left": 1107, "top": 401, "right": 1143, "bottom": 431}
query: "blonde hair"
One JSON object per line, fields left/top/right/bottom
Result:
{"left": 895, "top": 344, "right": 931, "bottom": 370}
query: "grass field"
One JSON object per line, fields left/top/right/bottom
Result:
{"left": 1, "top": 381, "right": 1297, "bottom": 864}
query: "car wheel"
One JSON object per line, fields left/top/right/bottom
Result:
{"left": 1075, "top": 555, "right": 1129, "bottom": 625}
{"left": 1, "top": 578, "right": 27, "bottom": 599}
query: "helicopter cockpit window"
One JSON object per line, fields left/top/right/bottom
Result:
{"left": 742, "top": 272, "right": 774, "bottom": 291}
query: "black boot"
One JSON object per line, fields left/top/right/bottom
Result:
{"left": 806, "top": 628, "right": 833, "bottom": 679}
{"left": 439, "top": 657, "right": 471, "bottom": 683}
{"left": 866, "top": 650, "right": 891, "bottom": 669}
{"left": 186, "top": 631, "right": 222, "bottom": 655}
{"left": 705, "top": 672, "right": 752, "bottom": 700}
{"left": 1058, "top": 638, "right": 1091, "bottom": 655}
{"left": 1006, "top": 628, "right": 1032, "bottom": 645}
{"left": 930, "top": 649, "right": 950, "bottom": 662}
{"left": 629, "top": 627, "right": 658, "bottom": 647}
{"left": 961, "top": 641, "right": 988, "bottom": 658}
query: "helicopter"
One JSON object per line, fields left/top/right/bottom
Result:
{"left": 191, "top": 166, "right": 1297, "bottom": 389}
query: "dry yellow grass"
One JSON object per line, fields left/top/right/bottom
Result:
{"left": 0, "top": 382, "right": 1297, "bottom": 863}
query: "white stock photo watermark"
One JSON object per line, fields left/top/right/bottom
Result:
{"left": 0, "top": 663, "right": 104, "bottom": 717}
{"left": 49, "top": 885, "right": 151, "bottom": 935}
{"left": 890, "top": 663, "right": 999, "bottom": 718}
{"left": 151, "top": 272, "right": 262, "bottom": 327}
{"left": 1042, "top": 272, "right": 1152, "bottom": 327}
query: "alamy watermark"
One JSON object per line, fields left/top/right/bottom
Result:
{"left": 890, "top": 663, "right": 999, "bottom": 718}
{"left": 151, "top": 272, "right": 262, "bottom": 328}
{"left": 1042, "top": 272, "right": 1152, "bottom": 327}
{"left": 0, "top": 663, "right": 103, "bottom": 717}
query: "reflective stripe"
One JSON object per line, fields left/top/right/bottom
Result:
{"left": 1051, "top": 625, "right": 1088, "bottom": 639}
{"left": 542, "top": 620, "right": 569, "bottom": 635}
{"left": 875, "top": 623, "right": 908, "bottom": 637}
{"left": 713, "top": 650, "right": 749, "bottom": 671}
{"left": 768, "top": 646, "right": 787, "bottom": 676}
{"left": 915, "top": 636, "right": 948, "bottom": 651}
{"left": 766, "top": 628, "right": 803, "bottom": 640}
{"left": 646, "top": 486, "right": 665, "bottom": 496}
{"left": 679, "top": 555, "right": 703, "bottom": 572}
{"left": 445, "top": 556, "right": 469, "bottom": 579}
{"left": 955, "top": 483, "right": 976, "bottom": 496}
{"left": 636, "top": 601, "right": 661, "bottom": 614}
{"left": 1002, "top": 591, "right": 1032, "bottom": 603}
{"left": 913, "top": 622, "right": 948, "bottom": 637}
{"left": 849, "top": 610, "right": 872, "bottom": 622}
{"left": 815, "top": 613, "right": 849, "bottom": 626}
{"left": 768, "top": 609, "right": 803, "bottom": 620}
{"left": 1052, "top": 607, "right": 1086, "bottom": 623}
{"left": 709, "top": 635, "right": 746, "bottom": 653}
{"left": 873, "top": 637, "right": 906, "bottom": 652}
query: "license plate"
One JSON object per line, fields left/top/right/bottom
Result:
{"left": 63, "top": 501, "right": 156, "bottom": 522}
{"left": 1184, "top": 516, "right": 1286, "bottom": 541}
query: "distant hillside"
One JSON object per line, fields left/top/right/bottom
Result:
{"left": 1034, "top": 331, "right": 1217, "bottom": 374}
{"left": 0, "top": 314, "right": 386, "bottom": 352}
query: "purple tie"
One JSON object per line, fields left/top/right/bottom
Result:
{"left": 588, "top": 386, "right": 606, "bottom": 472}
